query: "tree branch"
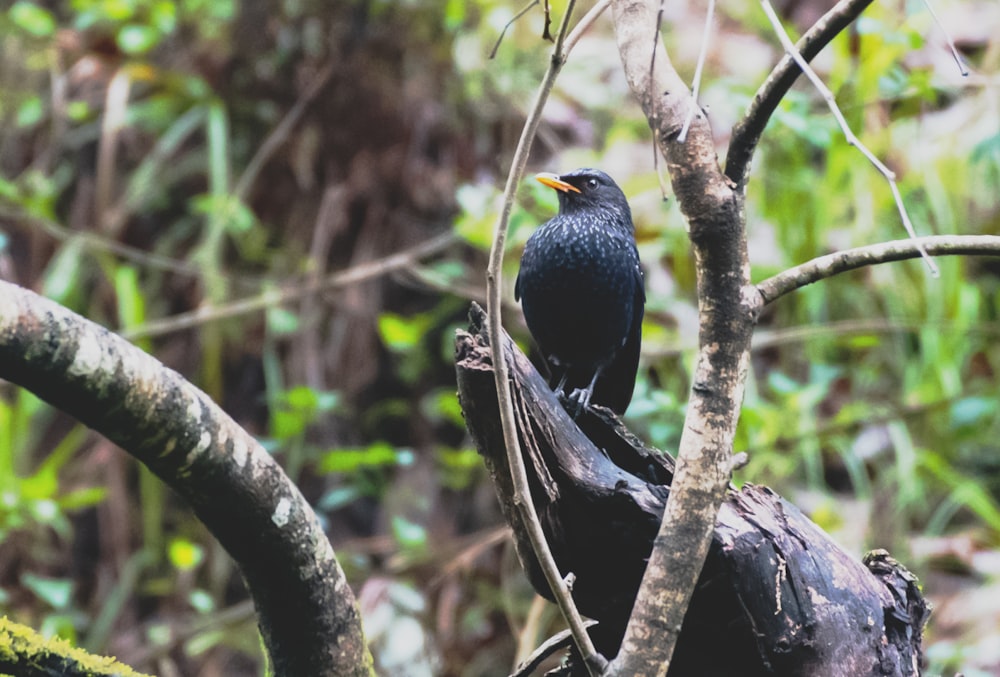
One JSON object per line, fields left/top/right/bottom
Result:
{"left": 725, "top": 0, "right": 875, "bottom": 188}
{"left": 755, "top": 235, "right": 1000, "bottom": 306}
{"left": 0, "top": 280, "right": 373, "bottom": 677}
{"left": 121, "top": 231, "right": 455, "bottom": 340}
{"left": 609, "top": 0, "right": 750, "bottom": 673}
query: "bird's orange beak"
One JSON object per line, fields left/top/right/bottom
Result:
{"left": 536, "top": 173, "right": 581, "bottom": 193}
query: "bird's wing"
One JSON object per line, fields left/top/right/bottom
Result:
{"left": 593, "top": 264, "right": 644, "bottom": 414}
{"left": 514, "top": 270, "right": 522, "bottom": 301}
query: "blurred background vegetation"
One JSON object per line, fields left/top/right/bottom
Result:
{"left": 0, "top": 0, "right": 997, "bottom": 675}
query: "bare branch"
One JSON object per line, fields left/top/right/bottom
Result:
{"left": 1, "top": 207, "right": 243, "bottom": 286}
{"left": 565, "top": 0, "right": 612, "bottom": 54}
{"left": 757, "top": 0, "right": 939, "bottom": 276}
{"left": 121, "top": 232, "right": 455, "bottom": 340}
{"left": 920, "top": 0, "right": 970, "bottom": 76}
{"left": 726, "top": 0, "right": 875, "bottom": 188}
{"left": 678, "top": 0, "right": 716, "bottom": 144}
{"left": 95, "top": 69, "right": 132, "bottom": 236}
{"left": 234, "top": 60, "right": 336, "bottom": 201}
{"left": 0, "top": 280, "right": 373, "bottom": 676}
{"left": 490, "top": 1, "right": 541, "bottom": 59}
{"left": 756, "top": 235, "right": 1000, "bottom": 305}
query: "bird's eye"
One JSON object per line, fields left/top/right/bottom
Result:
{"left": 587, "top": 178, "right": 598, "bottom": 189}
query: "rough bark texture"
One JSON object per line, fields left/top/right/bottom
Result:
{"left": 455, "top": 304, "right": 928, "bottom": 676}
{"left": 0, "top": 280, "right": 373, "bottom": 677}
{"left": 610, "top": 1, "right": 753, "bottom": 670}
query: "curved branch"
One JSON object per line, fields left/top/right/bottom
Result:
{"left": 0, "top": 281, "right": 372, "bottom": 677}
{"left": 756, "top": 235, "right": 1000, "bottom": 305}
{"left": 725, "top": 0, "right": 875, "bottom": 188}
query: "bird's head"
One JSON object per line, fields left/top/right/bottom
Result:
{"left": 535, "top": 168, "right": 630, "bottom": 219}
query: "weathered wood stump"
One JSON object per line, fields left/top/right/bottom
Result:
{"left": 455, "top": 304, "right": 928, "bottom": 676}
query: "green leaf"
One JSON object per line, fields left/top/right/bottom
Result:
{"left": 453, "top": 183, "right": 497, "bottom": 250}
{"left": 188, "top": 589, "right": 214, "bottom": 613}
{"left": 767, "top": 371, "right": 800, "bottom": 395}
{"left": 10, "top": 2, "right": 56, "bottom": 37}
{"left": 117, "top": 24, "right": 161, "bottom": 54}
{"left": 270, "top": 386, "right": 340, "bottom": 440}
{"left": 16, "top": 96, "right": 44, "bottom": 128}
{"left": 151, "top": 1, "right": 178, "bottom": 34}
{"left": 21, "top": 573, "right": 72, "bottom": 610}
{"left": 189, "top": 194, "right": 256, "bottom": 234}
{"left": 444, "top": 0, "right": 467, "bottom": 31}
{"left": 57, "top": 486, "right": 107, "bottom": 511}
{"left": 0, "top": 178, "right": 20, "bottom": 201}
{"left": 317, "top": 486, "right": 364, "bottom": 511}
{"left": 436, "top": 447, "right": 481, "bottom": 490}
{"left": 114, "top": 265, "right": 147, "bottom": 329}
{"left": 949, "top": 397, "right": 996, "bottom": 429}
{"left": 66, "top": 100, "right": 92, "bottom": 121}
{"left": 169, "top": 537, "right": 205, "bottom": 571}
{"left": 378, "top": 312, "right": 429, "bottom": 352}
{"left": 422, "top": 389, "right": 465, "bottom": 427}
{"left": 42, "top": 238, "right": 86, "bottom": 305}
{"left": 391, "top": 515, "right": 427, "bottom": 551}
{"left": 266, "top": 306, "right": 300, "bottom": 335}
{"left": 318, "top": 442, "right": 411, "bottom": 474}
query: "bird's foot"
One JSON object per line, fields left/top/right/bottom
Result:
{"left": 552, "top": 373, "right": 570, "bottom": 399}
{"left": 563, "top": 386, "right": 594, "bottom": 419}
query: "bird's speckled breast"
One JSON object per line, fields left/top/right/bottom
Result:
{"left": 518, "top": 209, "right": 639, "bottom": 365}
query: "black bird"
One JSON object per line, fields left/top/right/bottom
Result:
{"left": 515, "top": 168, "right": 645, "bottom": 415}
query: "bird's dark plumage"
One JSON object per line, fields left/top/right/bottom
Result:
{"left": 515, "top": 168, "right": 644, "bottom": 414}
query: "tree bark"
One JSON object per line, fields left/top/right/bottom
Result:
{"left": 610, "top": 0, "right": 752, "bottom": 670}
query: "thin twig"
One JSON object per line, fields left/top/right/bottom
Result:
{"left": 511, "top": 622, "right": 598, "bottom": 677}
{"left": 2, "top": 207, "right": 256, "bottom": 287}
{"left": 726, "top": 0, "right": 875, "bottom": 187}
{"left": 233, "top": 60, "right": 335, "bottom": 200}
{"left": 95, "top": 68, "right": 131, "bottom": 236}
{"left": 753, "top": 317, "right": 1000, "bottom": 350}
{"left": 649, "top": 0, "right": 670, "bottom": 199}
{"left": 755, "top": 234, "right": 1000, "bottom": 305}
{"left": 639, "top": 316, "right": 1000, "bottom": 360}
{"left": 920, "top": 0, "right": 969, "bottom": 76}
{"left": 678, "top": 0, "right": 716, "bottom": 143}
{"left": 484, "top": 2, "right": 608, "bottom": 674}
{"left": 122, "top": 232, "right": 455, "bottom": 340}
{"left": 564, "top": 0, "right": 611, "bottom": 54}
{"left": 759, "top": 0, "right": 939, "bottom": 276}
{"left": 490, "top": 1, "right": 540, "bottom": 59}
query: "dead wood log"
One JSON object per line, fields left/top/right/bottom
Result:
{"left": 454, "top": 303, "right": 928, "bottom": 676}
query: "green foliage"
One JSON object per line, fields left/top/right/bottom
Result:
{"left": 737, "top": 0, "right": 1000, "bottom": 575}
{"left": 0, "top": 395, "right": 105, "bottom": 541}
{"left": 318, "top": 442, "right": 412, "bottom": 475}
{"left": 270, "top": 386, "right": 341, "bottom": 441}
{"left": 68, "top": 0, "right": 232, "bottom": 53}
